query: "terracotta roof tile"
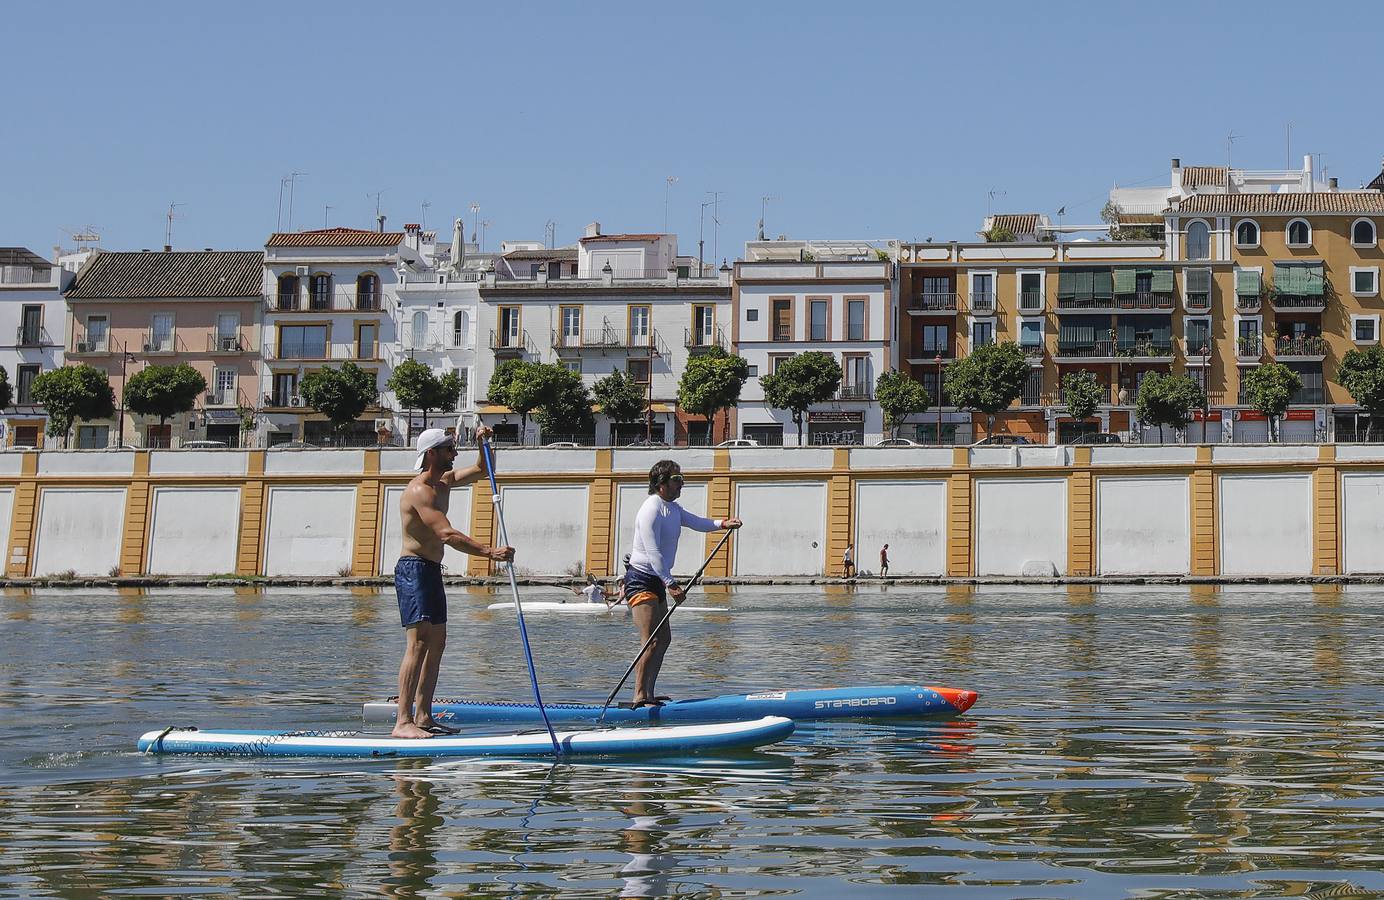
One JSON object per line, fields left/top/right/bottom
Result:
{"left": 989, "top": 214, "right": 1040, "bottom": 235}
{"left": 1169, "top": 192, "right": 1384, "bottom": 215}
{"left": 66, "top": 250, "right": 264, "bottom": 299}
{"left": 266, "top": 227, "right": 404, "bottom": 248}
{"left": 503, "top": 248, "right": 578, "bottom": 261}
{"left": 579, "top": 233, "right": 665, "bottom": 243}
{"left": 1181, "top": 166, "right": 1228, "bottom": 188}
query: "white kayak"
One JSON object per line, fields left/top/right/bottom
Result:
{"left": 485, "top": 601, "right": 728, "bottom": 614}
{"left": 137, "top": 717, "right": 793, "bottom": 758}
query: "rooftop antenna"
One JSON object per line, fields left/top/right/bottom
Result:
{"left": 1056, "top": 206, "right": 1066, "bottom": 245}
{"left": 663, "top": 176, "right": 678, "bottom": 233}
{"left": 987, "top": 188, "right": 1006, "bottom": 215}
{"left": 1226, "top": 132, "right": 1240, "bottom": 169}
{"left": 164, "top": 202, "right": 184, "bottom": 249}
{"left": 707, "top": 191, "right": 722, "bottom": 264}
{"left": 480, "top": 219, "right": 491, "bottom": 253}
{"left": 544, "top": 220, "right": 556, "bottom": 249}
{"left": 420, "top": 200, "right": 431, "bottom": 231}
{"left": 469, "top": 201, "right": 480, "bottom": 244}
{"left": 324, "top": 204, "right": 333, "bottom": 228}
{"left": 368, "top": 190, "right": 386, "bottom": 231}
{"left": 285, "top": 172, "right": 306, "bottom": 231}
{"left": 758, "top": 195, "right": 778, "bottom": 241}
{"left": 1286, "top": 121, "right": 1292, "bottom": 170}
{"left": 63, "top": 225, "right": 102, "bottom": 249}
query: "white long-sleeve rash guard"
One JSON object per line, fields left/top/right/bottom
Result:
{"left": 628, "top": 494, "right": 725, "bottom": 586}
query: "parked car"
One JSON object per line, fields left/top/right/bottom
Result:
{"left": 874, "top": 438, "right": 922, "bottom": 447}
{"left": 268, "top": 440, "right": 316, "bottom": 450}
{"left": 972, "top": 435, "right": 1033, "bottom": 446}
{"left": 715, "top": 439, "right": 761, "bottom": 448}
{"left": 624, "top": 440, "right": 670, "bottom": 448}
{"left": 181, "top": 440, "right": 228, "bottom": 449}
{"left": 543, "top": 441, "right": 581, "bottom": 448}
{"left": 1069, "top": 433, "right": 1121, "bottom": 445}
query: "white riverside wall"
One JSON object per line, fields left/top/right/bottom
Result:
{"left": 1, "top": 444, "right": 1378, "bottom": 578}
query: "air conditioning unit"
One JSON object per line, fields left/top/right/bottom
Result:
{"left": 288, "top": 395, "right": 304, "bottom": 407}
{"left": 295, "top": 265, "right": 309, "bottom": 277}
{"left": 75, "top": 341, "right": 94, "bottom": 353}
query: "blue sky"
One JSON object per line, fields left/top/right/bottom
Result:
{"left": 5, "top": 1, "right": 1383, "bottom": 260}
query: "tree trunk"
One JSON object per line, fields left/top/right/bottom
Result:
{"left": 795, "top": 412, "right": 804, "bottom": 447}
{"left": 986, "top": 414, "right": 995, "bottom": 439}
{"left": 423, "top": 408, "right": 429, "bottom": 430}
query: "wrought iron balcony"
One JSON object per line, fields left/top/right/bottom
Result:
{"left": 685, "top": 325, "right": 726, "bottom": 353}
{"left": 489, "top": 329, "right": 536, "bottom": 356}
{"left": 1056, "top": 339, "right": 1117, "bottom": 359}
{"left": 1236, "top": 335, "right": 1263, "bottom": 359}
{"left": 1271, "top": 293, "right": 1327, "bottom": 312}
{"left": 208, "top": 332, "right": 247, "bottom": 353}
{"left": 1018, "top": 291, "right": 1044, "bottom": 312}
{"left": 968, "top": 291, "right": 996, "bottom": 313}
{"left": 837, "top": 381, "right": 873, "bottom": 400}
{"left": 908, "top": 292, "right": 958, "bottom": 312}
{"left": 1275, "top": 335, "right": 1328, "bottom": 359}
{"left": 16, "top": 325, "right": 50, "bottom": 346}
{"left": 1116, "top": 339, "right": 1175, "bottom": 359}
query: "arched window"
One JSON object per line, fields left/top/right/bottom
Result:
{"left": 452, "top": 310, "right": 469, "bottom": 347}
{"left": 356, "top": 272, "right": 380, "bottom": 310}
{"left": 411, "top": 311, "right": 429, "bottom": 349}
{"left": 1186, "top": 221, "right": 1210, "bottom": 260}
{"left": 276, "top": 273, "right": 299, "bottom": 310}
{"left": 310, "top": 273, "right": 332, "bottom": 310}
{"left": 1287, "top": 219, "right": 1311, "bottom": 247}
{"left": 1353, "top": 219, "right": 1377, "bottom": 247}
{"left": 1235, "top": 220, "right": 1259, "bottom": 248}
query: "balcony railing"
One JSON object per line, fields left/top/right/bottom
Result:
{"left": 1271, "top": 294, "right": 1327, "bottom": 311}
{"left": 685, "top": 325, "right": 726, "bottom": 351}
{"left": 269, "top": 288, "right": 387, "bottom": 313}
{"left": 208, "top": 332, "right": 247, "bottom": 353}
{"left": 837, "top": 381, "right": 873, "bottom": 400}
{"left": 489, "top": 329, "right": 536, "bottom": 355}
{"left": 968, "top": 292, "right": 996, "bottom": 313}
{"left": 1116, "top": 340, "right": 1174, "bottom": 358}
{"left": 1056, "top": 340, "right": 1116, "bottom": 359}
{"left": 1276, "top": 335, "right": 1328, "bottom": 358}
{"left": 1235, "top": 293, "right": 1262, "bottom": 311}
{"left": 1020, "top": 342, "right": 1044, "bottom": 359}
{"left": 608, "top": 329, "right": 663, "bottom": 355}
{"left": 909, "top": 292, "right": 958, "bottom": 312}
{"left": 1237, "top": 335, "right": 1263, "bottom": 358}
{"left": 773, "top": 324, "right": 792, "bottom": 341}
{"left": 1185, "top": 293, "right": 1211, "bottom": 311}
{"left": 1018, "top": 292, "right": 1044, "bottom": 312}
{"left": 552, "top": 329, "right": 618, "bottom": 351}
{"left": 202, "top": 386, "right": 252, "bottom": 409}
{"left": 140, "top": 331, "right": 178, "bottom": 354}
{"left": 1113, "top": 292, "right": 1176, "bottom": 310}
{"left": 16, "top": 325, "right": 51, "bottom": 346}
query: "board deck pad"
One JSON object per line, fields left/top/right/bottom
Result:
{"left": 137, "top": 716, "right": 795, "bottom": 758}
{"left": 363, "top": 684, "right": 978, "bottom": 726}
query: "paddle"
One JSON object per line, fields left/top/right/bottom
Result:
{"left": 597, "top": 527, "right": 735, "bottom": 723}
{"left": 482, "top": 438, "right": 562, "bottom": 756}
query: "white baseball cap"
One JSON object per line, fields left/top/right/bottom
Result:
{"left": 413, "top": 428, "right": 455, "bottom": 470}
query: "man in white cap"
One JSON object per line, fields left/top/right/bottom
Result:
{"left": 393, "top": 425, "right": 514, "bottom": 739}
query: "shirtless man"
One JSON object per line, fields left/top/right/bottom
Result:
{"left": 393, "top": 426, "right": 513, "bottom": 739}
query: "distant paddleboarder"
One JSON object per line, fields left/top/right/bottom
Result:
{"left": 624, "top": 460, "right": 741, "bottom": 708}
{"left": 394, "top": 426, "right": 514, "bottom": 739}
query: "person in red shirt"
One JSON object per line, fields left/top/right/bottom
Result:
{"left": 879, "top": 543, "right": 890, "bottom": 577}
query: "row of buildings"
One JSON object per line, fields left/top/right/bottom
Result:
{"left": 5, "top": 153, "right": 1384, "bottom": 448}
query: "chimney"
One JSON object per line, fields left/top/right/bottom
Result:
{"left": 584, "top": 221, "right": 601, "bottom": 239}
{"left": 1171, "top": 158, "right": 1181, "bottom": 170}
{"left": 163, "top": 245, "right": 172, "bottom": 252}
{"left": 377, "top": 214, "right": 387, "bottom": 232}
{"left": 403, "top": 222, "right": 421, "bottom": 252}
{"left": 1170, "top": 158, "right": 1184, "bottom": 197}
{"left": 1330, "top": 177, "right": 1339, "bottom": 191}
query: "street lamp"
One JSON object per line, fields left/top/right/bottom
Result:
{"left": 935, "top": 353, "right": 943, "bottom": 446}
{"left": 116, "top": 349, "right": 137, "bottom": 447}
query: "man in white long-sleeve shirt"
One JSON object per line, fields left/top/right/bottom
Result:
{"left": 623, "top": 459, "right": 742, "bottom": 707}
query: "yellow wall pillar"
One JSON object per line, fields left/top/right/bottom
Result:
{"left": 1313, "top": 445, "right": 1339, "bottom": 576}
{"left": 118, "top": 451, "right": 151, "bottom": 576}
{"left": 705, "top": 448, "right": 733, "bottom": 578}
{"left": 1190, "top": 445, "right": 1217, "bottom": 576}
{"left": 468, "top": 473, "right": 496, "bottom": 576}
{"left": 586, "top": 449, "right": 614, "bottom": 575}
{"left": 351, "top": 449, "right": 381, "bottom": 577}
{"left": 826, "top": 448, "right": 852, "bottom": 577}
{"left": 236, "top": 450, "right": 266, "bottom": 576}
{"left": 5, "top": 451, "right": 38, "bottom": 576}
{"left": 1067, "top": 446, "right": 1094, "bottom": 576}
{"left": 946, "top": 447, "right": 972, "bottom": 577}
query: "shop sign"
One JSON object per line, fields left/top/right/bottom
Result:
{"left": 1285, "top": 409, "right": 1316, "bottom": 421}
{"left": 1235, "top": 410, "right": 1267, "bottom": 421}
{"left": 1191, "top": 409, "right": 1223, "bottom": 422}
{"left": 808, "top": 411, "right": 864, "bottom": 425}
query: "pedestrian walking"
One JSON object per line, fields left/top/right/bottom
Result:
{"left": 879, "top": 543, "right": 890, "bottom": 577}
{"left": 842, "top": 543, "right": 855, "bottom": 577}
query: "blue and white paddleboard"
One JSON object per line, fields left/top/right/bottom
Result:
{"left": 362, "top": 684, "right": 978, "bottom": 727}
{"left": 136, "top": 716, "right": 794, "bottom": 758}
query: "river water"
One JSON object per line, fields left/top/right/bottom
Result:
{"left": 4, "top": 583, "right": 1384, "bottom": 897}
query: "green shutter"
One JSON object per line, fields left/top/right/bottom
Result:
{"left": 1185, "top": 268, "right": 1211, "bottom": 294}
{"left": 1151, "top": 267, "right": 1174, "bottom": 293}
{"left": 1113, "top": 268, "right": 1136, "bottom": 294}
{"left": 1303, "top": 263, "right": 1325, "bottom": 296}
{"left": 1235, "top": 269, "right": 1261, "bottom": 295}
{"left": 1062, "top": 269, "right": 1094, "bottom": 300}
{"left": 1057, "top": 271, "right": 1077, "bottom": 300}
{"left": 1274, "top": 263, "right": 1322, "bottom": 295}
{"left": 1093, "top": 269, "right": 1114, "bottom": 299}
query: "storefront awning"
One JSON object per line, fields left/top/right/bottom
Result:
{"left": 204, "top": 409, "right": 242, "bottom": 424}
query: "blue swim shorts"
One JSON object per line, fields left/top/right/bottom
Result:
{"left": 395, "top": 556, "right": 447, "bottom": 627}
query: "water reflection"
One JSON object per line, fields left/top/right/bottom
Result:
{"left": 385, "top": 764, "right": 442, "bottom": 897}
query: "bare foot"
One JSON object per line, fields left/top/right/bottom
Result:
{"left": 392, "top": 721, "right": 434, "bottom": 739}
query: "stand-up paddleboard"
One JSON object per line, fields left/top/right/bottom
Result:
{"left": 137, "top": 716, "right": 794, "bottom": 758}
{"left": 484, "top": 601, "right": 727, "bottom": 614}
{"left": 363, "top": 685, "right": 977, "bottom": 727}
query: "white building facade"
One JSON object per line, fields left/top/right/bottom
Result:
{"left": 732, "top": 242, "right": 897, "bottom": 446}
{"left": 389, "top": 268, "right": 481, "bottom": 441}
{"left": 476, "top": 225, "right": 732, "bottom": 445}
{"left": 259, "top": 228, "right": 408, "bottom": 446}
{"left": 0, "top": 248, "right": 68, "bottom": 447}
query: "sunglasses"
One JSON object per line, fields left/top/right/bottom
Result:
{"left": 666, "top": 474, "right": 685, "bottom": 484}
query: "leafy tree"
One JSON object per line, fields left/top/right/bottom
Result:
{"left": 982, "top": 225, "right": 1016, "bottom": 243}
{"left": 1240, "top": 362, "right": 1302, "bottom": 442}
{"left": 759, "top": 351, "right": 842, "bottom": 446}
{"left": 299, "top": 362, "right": 378, "bottom": 441}
{"left": 487, "top": 359, "right": 545, "bottom": 441}
{"left": 124, "top": 363, "right": 206, "bottom": 430}
{"left": 533, "top": 365, "right": 594, "bottom": 438}
{"left": 1134, "top": 372, "right": 1204, "bottom": 443}
{"left": 677, "top": 345, "right": 750, "bottom": 442}
{"left": 0, "top": 366, "right": 11, "bottom": 411}
{"left": 1339, "top": 345, "right": 1384, "bottom": 440}
{"left": 31, "top": 365, "right": 116, "bottom": 446}
{"left": 594, "top": 368, "right": 647, "bottom": 427}
{"left": 388, "top": 359, "right": 465, "bottom": 437}
{"left": 944, "top": 342, "right": 1030, "bottom": 439}
{"left": 1061, "top": 370, "right": 1105, "bottom": 427}
{"left": 874, "top": 370, "right": 931, "bottom": 438}
{"left": 1101, "top": 200, "right": 1163, "bottom": 242}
